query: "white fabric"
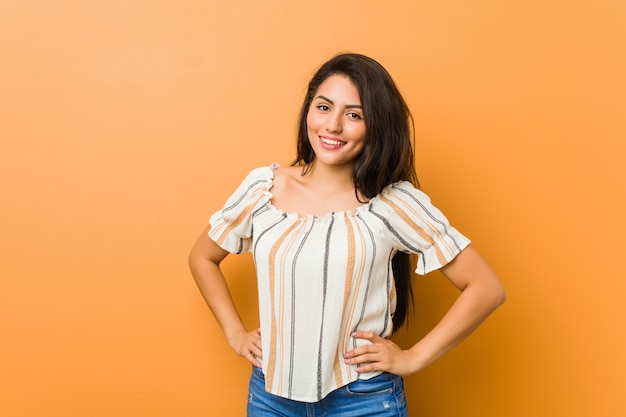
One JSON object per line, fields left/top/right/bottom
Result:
{"left": 209, "top": 164, "right": 470, "bottom": 402}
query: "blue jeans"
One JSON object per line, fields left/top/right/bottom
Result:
{"left": 247, "top": 366, "right": 408, "bottom": 416}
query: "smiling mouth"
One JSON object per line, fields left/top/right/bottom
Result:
{"left": 321, "top": 137, "right": 346, "bottom": 146}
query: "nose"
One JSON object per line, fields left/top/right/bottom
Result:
{"left": 325, "top": 112, "right": 343, "bottom": 133}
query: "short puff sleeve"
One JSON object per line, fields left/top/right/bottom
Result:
{"left": 375, "top": 181, "right": 471, "bottom": 275}
{"left": 208, "top": 165, "right": 274, "bottom": 254}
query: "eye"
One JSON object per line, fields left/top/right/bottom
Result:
{"left": 347, "top": 112, "right": 363, "bottom": 120}
{"left": 316, "top": 104, "right": 330, "bottom": 111}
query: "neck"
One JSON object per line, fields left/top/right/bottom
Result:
{"left": 302, "top": 160, "right": 355, "bottom": 191}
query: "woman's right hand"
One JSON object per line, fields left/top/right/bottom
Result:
{"left": 229, "top": 328, "right": 263, "bottom": 368}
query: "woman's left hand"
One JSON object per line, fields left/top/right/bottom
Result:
{"left": 343, "top": 331, "right": 417, "bottom": 376}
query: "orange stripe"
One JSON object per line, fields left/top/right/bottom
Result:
{"left": 379, "top": 194, "right": 448, "bottom": 265}
{"left": 389, "top": 273, "right": 396, "bottom": 312}
{"left": 334, "top": 215, "right": 356, "bottom": 386}
{"left": 342, "top": 219, "right": 368, "bottom": 375}
{"left": 264, "top": 220, "right": 301, "bottom": 391}
{"left": 214, "top": 190, "right": 265, "bottom": 246}
{"left": 276, "top": 221, "right": 302, "bottom": 394}
{"left": 389, "top": 191, "right": 456, "bottom": 256}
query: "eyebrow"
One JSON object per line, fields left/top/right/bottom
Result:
{"left": 315, "top": 95, "right": 363, "bottom": 109}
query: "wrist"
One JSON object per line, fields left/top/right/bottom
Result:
{"left": 407, "top": 343, "right": 432, "bottom": 373}
{"left": 225, "top": 326, "right": 248, "bottom": 349}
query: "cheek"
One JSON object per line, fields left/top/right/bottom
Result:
{"left": 306, "top": 111, "right": 319, "bottom": 131}
{"left": 352, "top": 125, "right": 367, "bottom": 144}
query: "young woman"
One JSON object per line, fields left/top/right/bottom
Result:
{"left": 189, "top": 53, "right": 505, "bottom": 416}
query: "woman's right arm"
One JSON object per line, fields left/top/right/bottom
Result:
{"left": 188, "top": 225, "right": 262, "bottom": 367}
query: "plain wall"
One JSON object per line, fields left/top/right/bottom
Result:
{"left": 1, "top": 1, "right": 624, "bottom": 416}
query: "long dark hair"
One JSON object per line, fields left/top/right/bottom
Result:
{"left": 293, "top": 53, "right": 419, "bottom": 331}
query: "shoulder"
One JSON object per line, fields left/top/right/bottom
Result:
{"left": 371, "top": 180, "right": 444, "bottom": 220}
{"left": 378, "top": 180, "right": 429, "bottom": 203}
{"left": 272, "top": 165, "right": 302, "bottom": 182}
{"left": 220, "top": 163, "right": 278, "bottom": 203}
{"left": 234, "top": 163, "right": 279, "bottom": 188}
{"left": 271, "top": 165, "right": 304, "bottom": 192}
{"left": 247, "top": 163, "right": 279, "bottom": 180}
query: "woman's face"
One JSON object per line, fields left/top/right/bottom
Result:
{"left": 306, "top": 74, "right": 366, "bottom": 169}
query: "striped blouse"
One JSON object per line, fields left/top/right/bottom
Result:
{"left": 208, "top": 164, "right": 470, "bottom": 402}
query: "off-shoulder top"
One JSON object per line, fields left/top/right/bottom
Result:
{"left": 208, "top": 163, "right": 470, "bottom": 402}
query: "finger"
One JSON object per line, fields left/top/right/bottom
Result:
{"left": 351, "top": 330, "right": 374, "bottom": 340}
{"left": 344, "top": 350, "right": 380, "bottom": 365}
{"left": 354, "top": 362, "right": 379, "bottom": 373}
{"left": 351, "top": 330, "right": 385, "bottom": 343}
{"left": 344, "top": 343, "right": 378, "bottom": 359}
{"left": 248, "top": 351, "right": 262, "bottom": 367}
{"left": 250, "top": 344, "right": 263, "bottom": 360}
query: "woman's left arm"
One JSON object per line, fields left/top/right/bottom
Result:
{"left": 345, "top": 245, "right": 506, "bottom": 375}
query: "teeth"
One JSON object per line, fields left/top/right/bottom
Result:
{"left": 322, "top": 138, "right": 345, "bottom": 146}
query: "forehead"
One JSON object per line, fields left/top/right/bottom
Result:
{"left": 314, "top": 74, "right": 361, "bottom": 103}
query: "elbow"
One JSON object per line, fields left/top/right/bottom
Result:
{"left": 470, "top": 273, "right": 506, "bottom": 312}
{"left": 496, "top": 289, "right": 507, "bottom": 308}
{"left": 489, "top": 281, "right": 507, "bottom": 310}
